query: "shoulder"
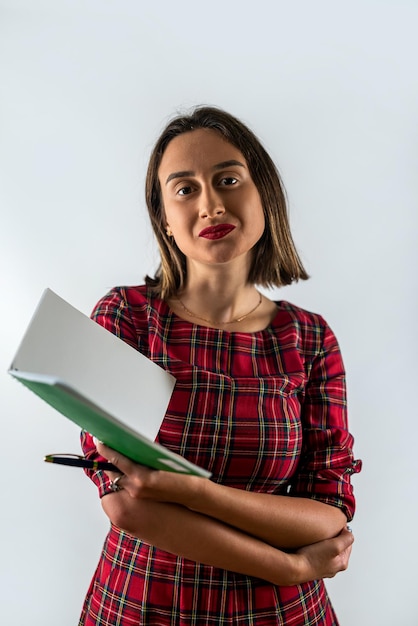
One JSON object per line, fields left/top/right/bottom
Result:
{"left": 91, "top": 285, "right": 168, "bottom": 320}
{"left": 272, "top": 300, "right": 340, "bottom": 356}
{"left": 90, "top": 285, "right": 164, "bottom": 349}
{"left": 92, "top": 285, "right": 149, "bottom": 312}
{"left": 273, "top": 300, "right": 329, "bottom": 335}
{"left": 275, "top": 300, "right": 326, "bottom": 326}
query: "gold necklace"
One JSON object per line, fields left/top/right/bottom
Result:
{"left": 176, "top": 292, "right": 262, "bottom": 325}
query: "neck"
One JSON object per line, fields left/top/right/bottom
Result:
{"left": 176, "top": 276, "right": 261, "bottom": 326}
{"left": 169, "top": 256, "right": 268, "bottom": 327}
{"left": 177, "top": 290, "right": 262, "bottom": 326}
{"left": 184, "top": 255, "right": 251, "bottom": 296}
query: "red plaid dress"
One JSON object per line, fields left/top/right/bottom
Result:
{"left": 79, "top": 285, "right": 361, "bottom": 626}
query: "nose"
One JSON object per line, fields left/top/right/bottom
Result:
{"left": 199, "top": 185, "right": 225, "bottom": 219}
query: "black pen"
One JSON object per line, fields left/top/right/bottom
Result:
{"left": 44, "top": 454, "right": 120, "bottom": 472}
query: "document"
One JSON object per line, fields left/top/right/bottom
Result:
{"left": 8, "top": 289, "right": 211, "bottom": 478}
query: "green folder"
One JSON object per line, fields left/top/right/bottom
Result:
{"left": 8, "top": 289, "right": 211, "bottom": 478}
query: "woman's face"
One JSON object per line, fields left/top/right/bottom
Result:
{"left": 158, "top": 128, "right": 265, "bottom": 274}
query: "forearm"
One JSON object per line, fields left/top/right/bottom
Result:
{"left": 139, "top": 469, "right": 347, "bottom": 549}
{"left": 103, "top": 494, "right": 305, "bottom": 586}
{"left": 186, "top": 480, "right": 347, "bottom": 549}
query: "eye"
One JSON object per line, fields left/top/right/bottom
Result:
{"left": 219, "top": 176, "right": 238, "bottom": 186}
{"left": 177, "top": 185, "right": 193, "bottom": 196}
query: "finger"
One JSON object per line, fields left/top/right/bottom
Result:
{"left": 107, "top": 473, "right": 126, "bottom": 493}
{"left": 95, "top": 441, "right": 137, "bottom": 477}
{"left": 336, "top": 531, "right": 354, "bottom": 566}
{"left": 337, "top": 527, "right": 355, "bottom": 548}
{"left": 106, "top": 470, "right": 124, "bottom": 482}
{"left": 337, "top": 541, "right": 353, "bottom": 573}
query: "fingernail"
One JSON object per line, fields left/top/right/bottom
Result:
{"left": 93, "top": 437, "right": 104, "bottom": 446}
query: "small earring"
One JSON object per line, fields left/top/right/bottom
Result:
{"left": 166, "top": 226, "right": 173, "bottom": 237}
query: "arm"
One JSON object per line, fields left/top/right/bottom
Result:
{"left": 288, "top": 320, "right": 361, "bottom": 522}
{"left": 164, "top": 477, "right": 347, "bottom": 549}
{"left": 192, "top": 318, "right": 360, "bottom": 549}
{"left": 97, "top": 442, "right": 354, "bottom": 586}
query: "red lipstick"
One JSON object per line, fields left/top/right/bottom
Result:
{"left": 198, "top": 224, "right": 236, "bottom": 240}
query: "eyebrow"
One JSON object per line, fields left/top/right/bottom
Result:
{"left": 165, "top": 160, "right": 246, "bottom": 185}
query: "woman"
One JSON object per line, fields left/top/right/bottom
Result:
{"left": 79, "top": 106, "right": 361, "bottom": 625}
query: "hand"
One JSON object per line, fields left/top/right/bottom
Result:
{"left": 94, "top": 441, "right": 177, "bottom": 535}
{"left": 294, "top": 527, "right": 354, "bottom": 583}
{"left": 95, "top": 441, "right": 204, "bottom": 506}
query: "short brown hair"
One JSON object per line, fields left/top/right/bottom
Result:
{"left": 145, "top": 106, "right": 308, "bottom": 298}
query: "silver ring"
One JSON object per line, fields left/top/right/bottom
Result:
{"left": 347, "top": 525, "right": 353, "bottom": 533}
{"left": 109, "top": 475, "right": 124, "bottom": 492}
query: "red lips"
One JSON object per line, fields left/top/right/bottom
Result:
{"left": 198, "top": 224, "right": 236, "bottom": 240}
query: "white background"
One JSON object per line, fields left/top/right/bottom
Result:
{"left": 1, "top": 1, "right": 417, "bottom": 624}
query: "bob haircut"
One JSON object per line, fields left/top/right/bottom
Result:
{"left": 145, "top": 105, "right": 309, "bottom": 299}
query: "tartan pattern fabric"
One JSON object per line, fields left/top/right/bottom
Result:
{"left": 79, "top": 285, "right": 361, "bottom": 625}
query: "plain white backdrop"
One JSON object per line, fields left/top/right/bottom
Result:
{"left": 1, "top": 1, "right": 417, "bottom": 624}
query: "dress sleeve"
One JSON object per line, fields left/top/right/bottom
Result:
{"left": 80, "top": 287, "right": 141, "bottom": 498}
{"left": 290, "top": 320, "right": 361, "bottom": 521}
